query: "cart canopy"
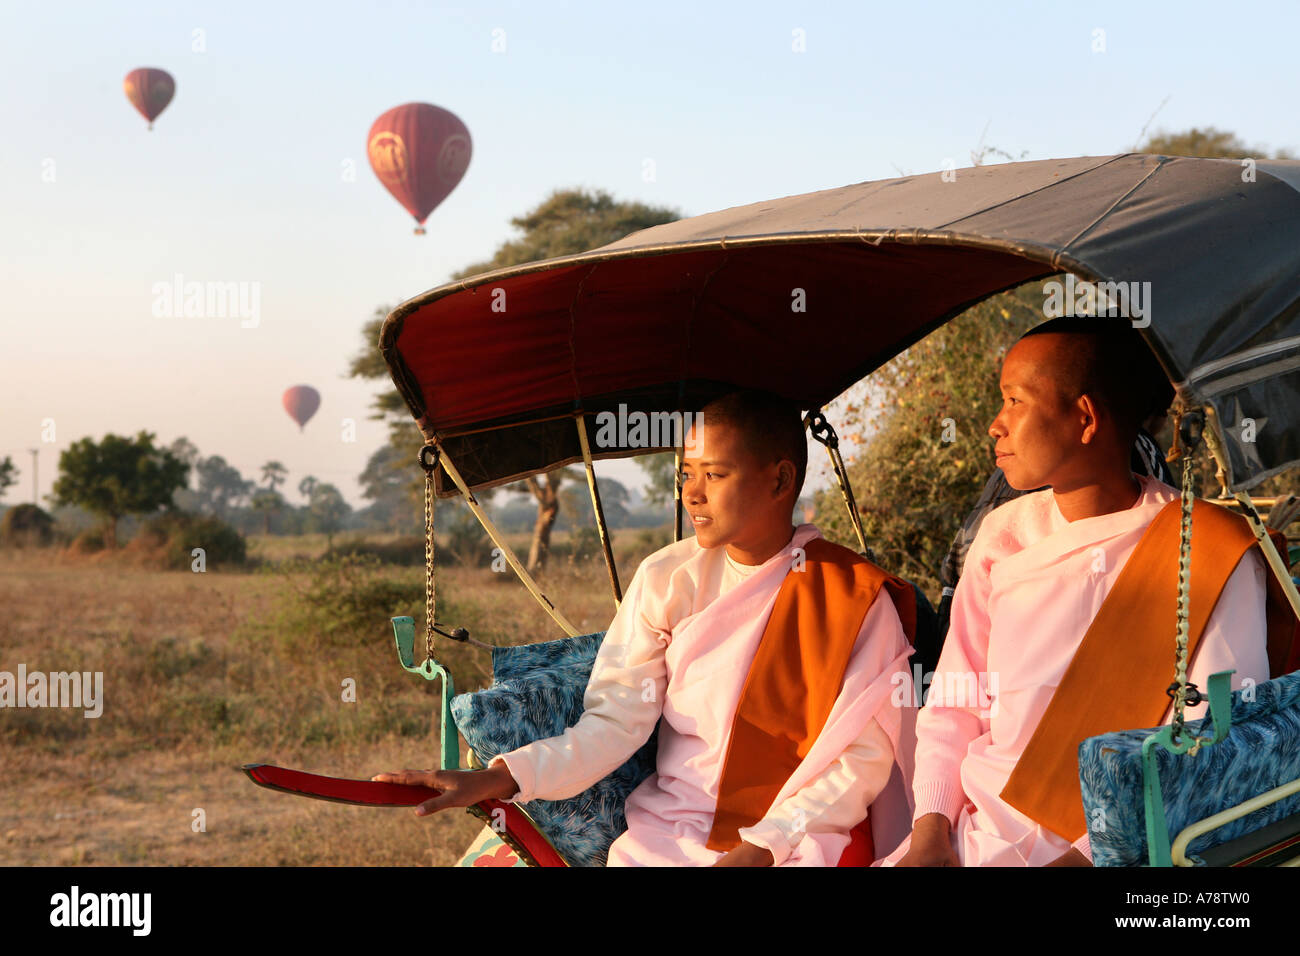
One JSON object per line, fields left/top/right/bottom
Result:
{"left": 382, "top": 153, "right": 1300, "bottom": 494}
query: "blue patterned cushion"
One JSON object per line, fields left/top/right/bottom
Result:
{"left": 449, "top": 632, "right": 657, "bottom": 867}
{"left": 1081, "top": 672, "right": 1300, "bottom": 866}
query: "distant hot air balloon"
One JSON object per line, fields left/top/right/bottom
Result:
{"left": 282, "top": 385, "right": 321, "bottom": 432}
{"left": 123, "top": 68, "right": 175, "bottom": 130}
{"left": 367, "top": 103, "right": 471, "bottom": 235}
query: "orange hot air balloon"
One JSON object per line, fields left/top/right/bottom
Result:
{"left": 367, "top": 103, "right": 471, "bottom": 234}
{"left": 124, "top": 68, "right": 175, "bottom": 130}
{"left": 282, "top": 385, "right": 321, "bottom": 432}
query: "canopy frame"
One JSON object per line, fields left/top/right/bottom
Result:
{"left": 381, "top": 155, "right": 1300, "bottom": 495}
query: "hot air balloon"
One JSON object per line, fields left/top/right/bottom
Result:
{"left": 367, "top": 103, "right": 471, "bottom": 235}
{"left": 124, "top": 68, "right": 175, "bottom": 130}
{"left": 282, "top": 385, "right": 321, "bottom": 432}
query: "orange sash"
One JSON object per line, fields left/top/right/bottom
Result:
{"left": 1001, "top": 499, "right": 1295, "bottom": 841}
{"left": 706, "top": 537, "right": 916, "bottom": 852}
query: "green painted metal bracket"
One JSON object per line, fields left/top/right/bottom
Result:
{"left": 1141, "top": 670, "right": 1234, "bottom": 867}
{"left": 392, "top": 616, "right": 458, "bottom": 772}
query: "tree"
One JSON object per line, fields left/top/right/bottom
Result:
{"left": 309, "top": 483, "right": 351, "bottom": 551}
{"left": 1135, "top": 126, "right": 1295, "bottom": 498}
{"left": 814, "top": 283, "right": 1044, "bottom": 596}
{"left": 251, "top": 488, "right": 285, "bottom": 534}
{"left": 346, "top": 304, "right": 429, "bottom": 522}
{"left": 261, "top": 461, "right": 288, "bottom": 492}
{"left": 1141, "top": 126, "right": 1295, "bottom": 160}
{"left": 815, "top": 127, "right": 1298, "bottom": 601}
{"left": 194, "top": 455, "right": 254, "bottom": 519}
{"left": 0, "top": 456, "right": 17, "bottom": 501}
{"left": 348, "top": 187, "right": 683, "bottom": 573}
{"left": 450, "top": 188, "right": 683, "bottom": 279}
{"left": 348, "top": 304, "right": 415, "bottom": 441}
{"left": 167, "top": 437, "right": 200, "bottom": 477}
{"left": 347, "top": 329, "right": 492, "bottom": 533}
{"left": 165, "top": 437, "right": 203, "bottom": 512}
{"left": 636, "top": 452, "right": 677, "bottom": 509}
{"left": 358, "top": 441, "right": 418, "bottom": 533}
{"left": 49, "top": 432, "right": 189, "bottom": 548}
{"left": 560, "top": 475, "right": 631, "bottom": 531}
{"left": 521, "top": 470, "right": 567, "bottom": 573}
{"left": 298, "top": 475, "right": 319, "bottom": 501}
{"left": 593, "top": 476, "right": 631, "bottom": 528}
{"left": 250, "top": 462, "right": 290, "bottom": 533}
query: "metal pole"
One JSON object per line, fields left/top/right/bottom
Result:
{"left": 574, "top": 414, "right": 622, "bottom": 608}
{"left": 673, "top": 443, "right": 684, "bottom": 543}
{"left": 435, "top": 443, "right": 581, "bottom": 638}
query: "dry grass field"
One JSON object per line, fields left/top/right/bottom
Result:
{"left": 0, "top": 528, "right": 664, "bottom": 866}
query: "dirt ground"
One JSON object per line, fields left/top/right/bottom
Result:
{"left": 0, "top": 539, "right": 636, "bottom": 866}
{"left": 0, "top": 739, "right": 481, "bottom": 866}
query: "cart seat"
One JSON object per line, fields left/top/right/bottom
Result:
{"left": 450, "top": 632, "right": 658, "bottom": 867}
{"left": 450, "top": 627, "right": 891, "bottom": 867}
{"left": 1080, "top": 670, "right": 1300, "bottom": 866}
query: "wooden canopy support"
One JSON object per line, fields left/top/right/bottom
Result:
{"left": 575, "top": 413, "right": 622, "bottom": 610}
{"left": 435, "top": 442, "right": 581, "bottom": 638}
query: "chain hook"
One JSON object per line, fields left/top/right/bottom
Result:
{"left": 804, "top": 411, "right": 837, "bottom": 448}
{"left": 418, "top": 444, "right": 441, "bottom": 474}
{"left": 1177, "top": 408, "right": 1205, "bottom": 454}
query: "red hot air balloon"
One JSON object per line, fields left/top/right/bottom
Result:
{"left": 367, "top": 103, "right": 471, "bottom": 235}
{"left": 282, "top": 386, "right": 321, "bottom": 432}
{"left": 124, "top": 68, "right": 175, "bottom": 130}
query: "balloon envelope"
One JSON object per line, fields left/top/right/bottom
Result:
{"left": 282, "top": 386, "right": 321, "bottom": 431}
{"left": 367, "top": 103, "right": 471, "bottom": 233}
{"left": 124, "top": 68, "right": 175, "bottom": 128}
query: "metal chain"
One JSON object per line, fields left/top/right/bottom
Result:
{"left": 416, "top": 443, "right": 495, "bottom": 653}
{"left": 805, "top": 411, "right": 871, "bottom": 559}
{"left": 1168, "top": 410, "right": 1213, "bottom": 752}
{"left": 1170, "top": 443, "right": 1195, "bottom": 743}
{"left": 424, "top": 463, "right": 436, "bottom": 662}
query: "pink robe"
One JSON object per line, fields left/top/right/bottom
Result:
{"left": 881, "top": 476, "right": 1269, "bottom": 867}
{"left": 494, "top": 523, "right": 915, "bottom": 866}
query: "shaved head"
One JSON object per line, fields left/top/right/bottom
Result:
{"left": 992, "top": 317, "right": 1168, "bottom": 516}
{"left": 695, "top": 390, "right": 807, "bottom": 498}
{"left": 1018, "top": 317, "right": 1172, "bottom": 443}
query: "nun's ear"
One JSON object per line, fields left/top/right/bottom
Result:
{"left": 775, "top": 459, "right": 796, "bottom": 496}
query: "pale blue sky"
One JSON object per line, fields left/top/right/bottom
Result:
{"left": 2, "top": 0, "right": 1295, "bottom": 509}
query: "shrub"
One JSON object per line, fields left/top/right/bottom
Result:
{"left": 69, "top": 527, "right": 109, "bottom": 553}
{"left": 273, "top": 552, "right": 426, "bottom": 646}
{"left": 813, "top": 283, "right": 1042, "bottom": 598}
{"left": 566, "top": 526, "right": 603, "bottom": 564}
{"left": 444, "top": 510, "right": 493, "bottom": 567}
{"left": 330, "top": 535, "right": 425, "bottom": 566}
{"left": 131, "top": 512, "right": 247, "bottom": 570}
{"left": 628, "top": 526, "right": 672, "bottom": 561}
{"left": 0, "top": 504, "right": 55, "bottom": 547}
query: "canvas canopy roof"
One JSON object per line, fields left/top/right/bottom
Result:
{"left": 381, "top": 153, "right": 1300, "bottom": 494}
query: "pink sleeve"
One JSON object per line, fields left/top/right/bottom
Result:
{"left": 739, "top": 718, "right": 895, "bottom": 866}
{"left": 911, "top": 535, "right": 994, "bottom": 825}
{"left": 1071, "top": 831, "right": 1093, "bottom": 863}
{"left": 492, "top": 562, "right": 669, "bottom": 802}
